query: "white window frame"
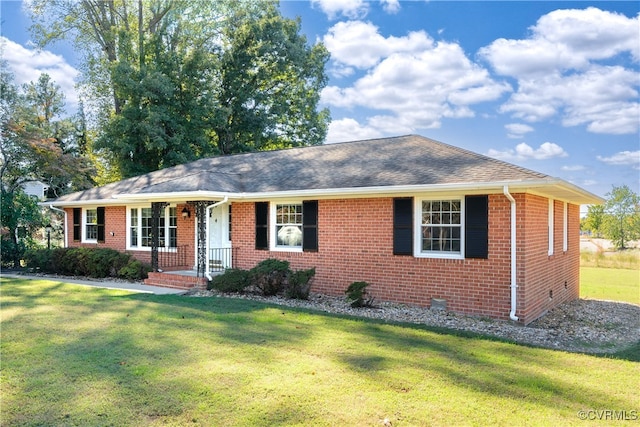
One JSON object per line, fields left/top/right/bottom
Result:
{"left": 83, "top": 208, "right": 98, "bottom": 243}
{"left": 414, "top": 197, "right": 464, "bottom": 260}
{"left": 126, "top": 205, "right": 177, "bottom": 251}
{"left": 548, "top": 199, "right": 554, "bottom": 256}
{"left": 270, "top": 201, "right": 303, "bottom": 252}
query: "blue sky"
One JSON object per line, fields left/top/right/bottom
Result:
{"left": 1, "top": 0, "right": 639, "bottom": 202}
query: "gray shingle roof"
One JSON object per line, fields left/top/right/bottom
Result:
{"left": 49, "top": 135, "right": 601, "bottom": 204}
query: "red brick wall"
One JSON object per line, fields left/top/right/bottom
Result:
{"left": 65, "top": 204, "right": 197, "bottom": 268}
{"left": 233, "top": 195, "right": 517, "bottom": 321}
{"left": 62, "top": 194, "right": 581, "bottom": 323}
{"left": 518, "top": 195, "right": 580, "bottom": 323}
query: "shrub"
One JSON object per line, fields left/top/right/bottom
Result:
{"left": 118, "top": 260, "right": 151, "bottom": 281}
{"left": 345, "top": 281, "right": 375, "bottom": 308}
{"left": 1, "top": 237, "right": 25, "bottom": 268}
{"left": 249, "top": 259, "right": 291, "bottom": 296}
{"left": 23, "top": 247, "right": 150, "bottom": 281}
{"left": 208, "top": 268, "right": 251, "bottom": 293}
{"left": 285, "top": 268, "right": 315, "bottom": 300}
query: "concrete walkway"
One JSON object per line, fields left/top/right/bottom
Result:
{"left": 1, "top": 273, "right": 186, "bottom": 295}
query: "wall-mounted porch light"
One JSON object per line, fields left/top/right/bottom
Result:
{"left": 181, "top": 207, "right": 191, "bottom": 219}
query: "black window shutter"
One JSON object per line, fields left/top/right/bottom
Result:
{"left": 97, "top": 207, "right": 106, "bottom": 243}
{"left": 255, "top": 202, "right": 269, "bottom": 250}
{"left": 465, "top": 195, "right": 488, "bottom": 259}
{"left": 393, "top": 198, "right": 413, "bottom": 255}
{"left": 302, "top": 200, "right": 318, "bottom": 252}
{"left": 73, "top": 208, "right": 81, "bottom": 242}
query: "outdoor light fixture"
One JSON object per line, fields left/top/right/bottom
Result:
{"left": 45, "top": 224, "right": 53, "bottom": 250}
{"left": 182, "top": 207, "right": 191, "bottom": 219}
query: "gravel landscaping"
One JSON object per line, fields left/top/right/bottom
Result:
{"left": 187, "top": 289, "right": 640, "bottom": 354}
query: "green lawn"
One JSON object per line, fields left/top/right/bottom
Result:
{"left": 580, "top": 267, "right": 639, "bottom": 305}
{"left": 1, "top": 278, "right": 639, "bottom": 426}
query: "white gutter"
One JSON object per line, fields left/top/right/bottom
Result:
{"left": 49, "top": 206, "right": 68, "bottom": 247}
{"left": 204, "top": 197, "right": 228, "bottom": 281}
{"left": 110, "top": 178, "right": 604, "bottom": 203}
{"left": 503, "top": 186, "right": 519, "bottom": 322}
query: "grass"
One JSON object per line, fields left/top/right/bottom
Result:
{"left": 580, "top": 249, "right": 639, "bottom": 269}
{"left": 2, "top": 278, "right": 639, "bottom": 426}
{"left": 579, "top": 248, "right": 639, "bottom": 304}
{"left": 580, "top": 267, "right": 639, "bottom": 305}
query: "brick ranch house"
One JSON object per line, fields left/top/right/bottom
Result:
{"left": 44, "top": 135, "right": 602, "bottom": 324}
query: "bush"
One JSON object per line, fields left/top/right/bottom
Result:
{"left": 250, "top": 259, "right": 291, "bottom": 296}
{"left": 118, "top": 260, "right": 152, "bottom": 281}
{"left": 285, "top": 268, "right": 315, "bottom": 300}
{"left": 345, "top": 281, "right": 375, "bottom": 308}
{"left": 208, "top": 268, "right": 251, "bottom": 292}
{"left": 23, "top": 247, "right": 150, "bottom": 281}
{"left": 1, "top": 237, "right": 25, "bottom": 268}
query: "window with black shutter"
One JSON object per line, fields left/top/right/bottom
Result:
{"left": 393, "top": 198, "right": 413, "bottom": 255}
{"left": 73, "top": 208, "right": 81, "bottom": 242}
{"left": 302, "top": 200, "right": 318, "bottom": 252}
{"left": 255, "top": 202, "right": 269, "bottom": 250}
{"left": 97, "top": 207, "right": 105, "bottom": 243}
{"left": 465, "top": 195, "right": 488, "bottom": 259}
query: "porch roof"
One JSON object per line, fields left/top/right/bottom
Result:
{"left": 45, "top": 135, "right": 603, "bottom": 206}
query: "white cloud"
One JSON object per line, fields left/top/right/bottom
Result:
{"left": 321, "top": 24, "right": 511, "bottom": 131}
{"left": 479, "top": 8, "right": 640, "bottom": 135}
{"left": 1, "top": 36, "right": 79, "bottom": 113}
{"left": 505, "top": 123, "right": 534, "bottom": 139}
{"left": 381, "top": 0, "right": 401, "bottom": 14}
{"left": 480, "top": 8, "right": 639, "bottom": 76}
{"left": 487, "top": 142, "right": 569, "bottom": 161}
{"left": 325, "top": 118, "right": 384, "bottom": 143}
{"left": 561, "top": 165, "right": 586, "bottom": 171}
{"left": 597, "top": 151, "right": 640, "bottom": 169}
{"left": 311, "top": 0, "right": 368, "bottom": 20}
{"left": 323, "top": 21, "right": 433, "bottom": 69}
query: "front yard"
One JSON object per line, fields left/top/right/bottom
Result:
{"left": 1, "top": 277, "right": 638, "bottom": 426}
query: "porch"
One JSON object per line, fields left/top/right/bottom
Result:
{"left": 143, "top": 247, "right": 234, "bottom": 291}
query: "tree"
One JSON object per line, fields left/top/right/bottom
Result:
{"left": 94, "top": 13, "right": 219, "bottom": 177}
{"left": 582, "top": 204, "right": 605, "bottom": 238}
{"left": 20, "top": 74, "right": 95, "bottom": 196}
{"left": 213, "top": 3, "right": 330, "bottom": 155}
{"left": 0, "top": 68, "right": 94, "bottom": 266}
{"left": 28, "top": 0, "right": 331, "bottom": 179}
{"left": 603, "top": 185, "right": 640, "bottom": 250}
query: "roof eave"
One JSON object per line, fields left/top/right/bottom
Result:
{"left": 43, "top": 178, "right": 604, "bottom": 208}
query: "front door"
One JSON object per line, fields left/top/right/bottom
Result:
{"left": 209, "top": 204, "right": 231, "bottom": 270}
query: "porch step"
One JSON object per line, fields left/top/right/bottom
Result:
{"left": 144, "top": 272, "right": 208, "bottom": 291}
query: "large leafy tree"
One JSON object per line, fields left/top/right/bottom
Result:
{"left": 214, "top": 3, "right": 330, "bottom": 155}
{"left": 0, "top": 69, "right": 94, "bottom": 266}
{"left": 603, "top": 185, "right": 640, "bottom": 250}
{"left": 582, "top": 204, "right": 605, "bottom": 238}
{"left": 28, "top": 0, "right": 330, "bottom": 179}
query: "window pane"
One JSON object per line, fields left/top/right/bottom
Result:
{"left": 141, "top": 208, "right": 152, "bottom": 247}
{"left": 420, "top": 199, "right": 461, "bottom": 253}
{"left": 168, "top": 207, "right": 177, "bottom": 248}
{"left": 276, "top": 204, "right": 302, "bottom": 247}
{"left": 86, "top": 209, "right": 97, "bottom": 240}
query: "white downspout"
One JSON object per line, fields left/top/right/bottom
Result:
{"left": 205, "top": 197, "right": 228, "bottom": 281}
{"left": 49, "top": 206, "right": 68, "bottom": 247}
{"left": 503, "top": 186, "right": 519, "bottom": 321}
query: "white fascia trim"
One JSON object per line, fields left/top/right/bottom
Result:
{"left": 46, "top": 177, "right": 604, "bottom": 207}
{"left": 41, "top": 199, "right": 120, "bottom": 208}
{"left": 114, "top": 190, "right": 227, "bottom": 202}
{"left": 233, "top": 181, "right": 530, "bottom": 201}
